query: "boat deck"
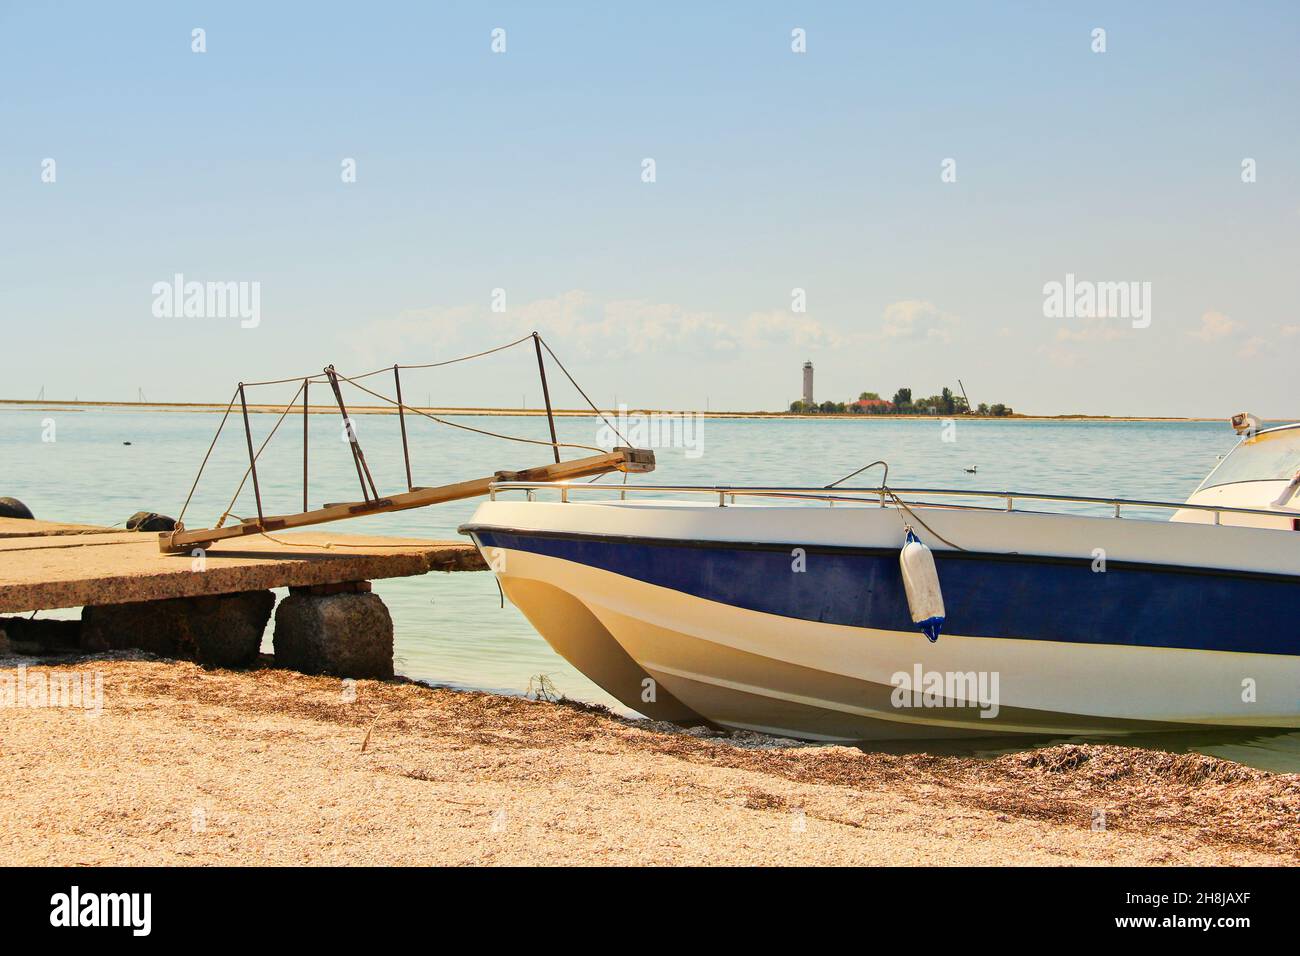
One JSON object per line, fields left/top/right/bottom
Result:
{"left": 0, "top": 519, "right": 485, "bottom": 613}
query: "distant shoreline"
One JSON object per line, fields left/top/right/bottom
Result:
{"left": 0, "top": 399, "right": 1277, "bottom": 423}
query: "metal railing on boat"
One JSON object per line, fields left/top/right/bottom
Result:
{"left": 488, "top": 481, "right": 1297, "bottom": 525}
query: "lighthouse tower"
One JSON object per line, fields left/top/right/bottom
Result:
{"left": 802, "top": 361, "right": 814, "bottom": 405}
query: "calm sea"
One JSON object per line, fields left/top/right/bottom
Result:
{"left": 3, "top": 406, "right": 1297, "bottom": 772}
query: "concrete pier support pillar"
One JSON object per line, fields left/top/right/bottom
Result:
{"left": 81, "top": 590, "right": 275, "bottom": 668}
{"left": 272, "top": 582, "right": 393, "bottom": 679}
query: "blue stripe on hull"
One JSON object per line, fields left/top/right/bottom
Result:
{"left": 471, "top": 529, "right": 1300, "bottom": 657}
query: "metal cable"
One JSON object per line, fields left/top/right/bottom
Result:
{"left": 330, "top": 369, "right": 606, "bottom": 454}
{"left": 238, "top": 334, "right": 535, "bottom": 388}
{"left": 537, "top": 335, "right": 631, "bottom": 446}
{"left": 178, "top": 335, "right": 612, "bottom": 533}
{"left": 176, "top": 386, "right": 240, "bottom": 525}
{"left": 216, "top": 379, "right": 307, "bottom": 527}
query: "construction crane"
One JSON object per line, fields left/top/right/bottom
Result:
{"left": 957, "top": 379, "right": 972, "bottom": 414}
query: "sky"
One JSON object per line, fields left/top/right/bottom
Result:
{"left": 1, "top": 1, "right": 1297, "bottom": 416}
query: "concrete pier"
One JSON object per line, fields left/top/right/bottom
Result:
{"left": 0, "top": 527, "right": 485, "bottom": 614}
{"left": 273, "top": 585, "right": 395, "bottom": 679}
{"left": 0, "top": 517, "right": 121, "bottom": 539}
{"left": 82, "top": 590, "right": 276, "bottom": 668}
{"left": 0, "top": 520, "right": 488, "bottom": 677}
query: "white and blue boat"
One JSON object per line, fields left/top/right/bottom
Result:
{"left": 461, "top": 417, "right": 1300, "bottom": 741}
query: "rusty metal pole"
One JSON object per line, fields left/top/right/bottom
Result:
{"left": 325, "top": 366, "right": 377, "bottom": 502}
{"left": 302, "top": 377, "right": 309, "bottom": 512}
{"left": 238, "top": 383, "right": 264, "bottom": 523}
{"left": 533, "top": 333, "right": 561, "bottom": 464}
{"left": 394, "top": 365, "right": 413, "bottom": 491}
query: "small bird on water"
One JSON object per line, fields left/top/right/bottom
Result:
{"left": 965, "top": 465, "right": 977, "bottom": 473}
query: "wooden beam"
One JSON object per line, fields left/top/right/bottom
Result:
{"left": 159, "top": 447, "right": 654, "bottom": 554}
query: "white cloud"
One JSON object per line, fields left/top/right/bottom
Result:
{"left": 352, "top": 290, "right": 842, "bottom": 365}
{"left": 514, "top": 292, "right": 727, "bottom": 358}
{"left": 1040, "top": 343, "right": 1082, "bottom": 368}
{"left": 1056, "top": 316, "right": 1125, "bottom": 343}
{"left": 348, "top": 303, "right": 477, "bottom": 367}
{"left": 881, "top": 300, "right": 958, "bottom": 344}
{"left": 1238, "top": 335, "right": 1267, "bottom": 359}
{"left": 1187, "top": 311, "right": 1240, "bottom": 342}
{"left": 737, "top": 309, "right": 843, "bottom": 350}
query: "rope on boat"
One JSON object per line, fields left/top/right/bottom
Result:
{"left": 823, "top": 458, "right": 967, "bottom": 551}
{"left": 881, "top": 487, "right": 967, "bottom": 552}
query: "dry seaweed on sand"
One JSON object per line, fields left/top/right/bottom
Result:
{"left": 2, "top": 658, "right": 1296, "bottom": 865}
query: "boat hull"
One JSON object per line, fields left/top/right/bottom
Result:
{"left": 494, "top": 572, "right": 702, "bottom": 722}
{"left": 464, "top": 500, "right": 1300, "bottom": 741}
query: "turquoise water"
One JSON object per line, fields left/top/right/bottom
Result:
{"left": 3, "top": 406, "right": 1297, "bottom": 772}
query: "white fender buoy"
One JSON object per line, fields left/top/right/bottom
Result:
{"left": 900, "top": 528, "right": 945, "bottom": 643}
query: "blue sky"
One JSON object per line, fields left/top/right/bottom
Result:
{"left": 2, "top": 2, "right": 1297, "bottom": 415}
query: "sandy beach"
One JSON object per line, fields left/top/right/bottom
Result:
{"left": 2, "top": 657, "right": 1296, "bottom": 866}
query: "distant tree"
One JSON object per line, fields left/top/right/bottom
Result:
{"left": 858, "top": 391, "right": 881, "bottom": 401}
{"left": 940, "top": 387, "right": 955, "bottom": 415}
{"left": 819, "top": 400, "right": 844, "bottom": 414}
{"left": 976, "top": 402, "right": 990, "bottom": 415}
{"left": 891, "top": 387, "right": 912, "bottom": 410}
{"left": 989, "top": 403, "right": 1012, "bottom": 417}
{"left": 789, "top": 400, "right": 812, "bottom": 413}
